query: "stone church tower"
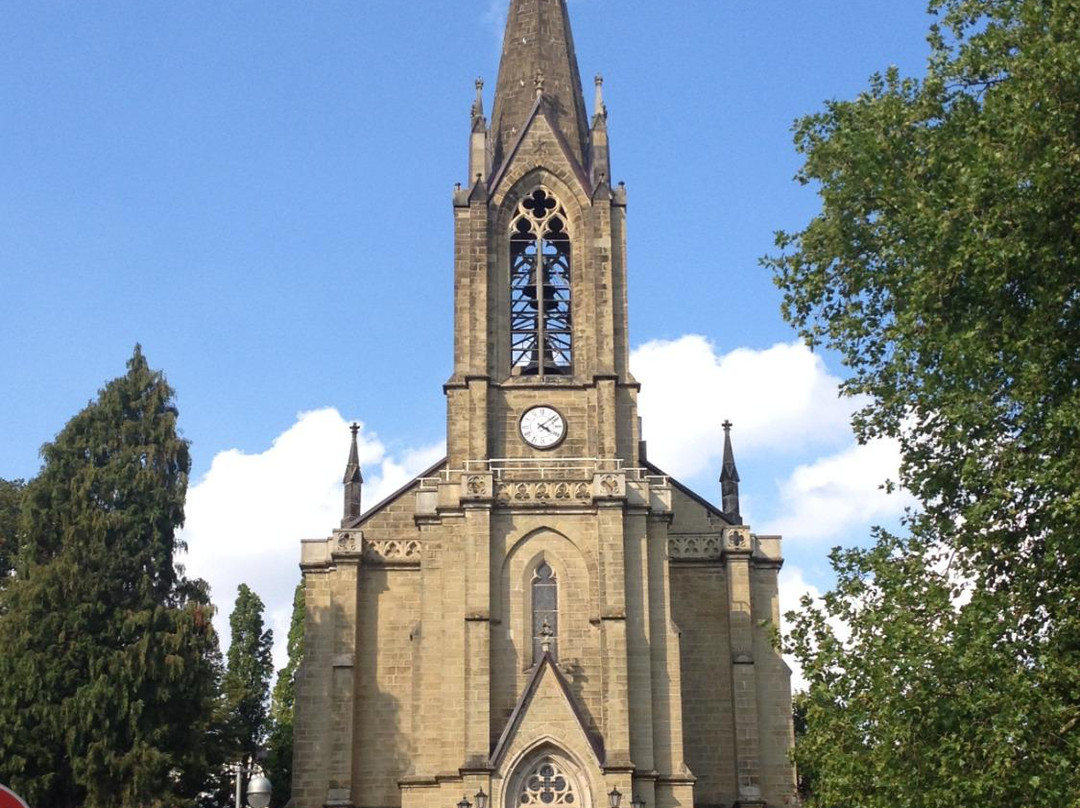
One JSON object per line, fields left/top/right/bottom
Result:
{"left": 293, "top": 3, "right": 797, "bottom": 808}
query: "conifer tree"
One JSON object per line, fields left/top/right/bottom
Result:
{"left": 224, "top": 584, "right": 274, "bottom": 768}
{"left": 0, "top": 346, "right": 222, "bottom": 808}
{"left": 265, "top": 582, "right": 304, "bottom": 806}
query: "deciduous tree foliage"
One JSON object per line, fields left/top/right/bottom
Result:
{"left": 766, "top": 0, "right": 1079, "bottom": 804}
{"left": 265, "top": 582, "right": 305, "bottom": 807}
{"left": 0, "top": 478, "right": 24, "bottom": 588}
{"left": 224, "top": 583, "right": 274, "bottom": 769}
{"left": 0, "top": 347, "right": 223, "bottom": 808}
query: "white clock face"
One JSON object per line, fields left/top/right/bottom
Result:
{"left": 520, "top": 406, "right": 566, "bottom": 449}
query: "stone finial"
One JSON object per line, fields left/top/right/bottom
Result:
{"left": 342, "top": 422, "right": 364, "bottom": 526}
{"left": 534, "top": 68, "right": 546, "bottom": 98}
{"left": 594, "top": 73, "right": 607, "bottom": 119}
{"left": 472, "top": 77, "right": 485, "bottom": 120}
{"left": 720, "top": 420, "right": 742, "bottom": 524}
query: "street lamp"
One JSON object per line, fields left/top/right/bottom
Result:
{"left": 608, "top": 788, "right": 622, "bottom": 808}
{"left": 247, "top": 775, "right": 272, "bottom": 808}
{"left": 233, "top": 764, "right": 272, "bottom": 808}
{"left": 475, "top": 788, "right": 488, "bottom": 808}
{"left": 630, "top": 796, "right": 645, "bottom": 808}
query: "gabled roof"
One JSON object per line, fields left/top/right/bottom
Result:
{"left": 643, "top": 459, "right": 738, "bottom": 527}
{"left": 490, "top": 652, "right": 605, "bottom": 766}
{"left": 342, "top": 456, "right": 447, "bottom": 530}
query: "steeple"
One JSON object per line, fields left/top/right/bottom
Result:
{"left": 490, "top": 0, "right": 590, "bottom": 173}
{"left": 720, "top": 420, "right": 742, "bottom": 524}
{"left": 342, "top": 422, "right": 363, "bottom": 526}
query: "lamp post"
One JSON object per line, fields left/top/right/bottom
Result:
{"left": 233, "top": 763, "right": 272, "bottom": 808}
{"left": 608, "top": 788, "right": 622, "bottom": 808}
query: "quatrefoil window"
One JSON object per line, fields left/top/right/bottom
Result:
{"left": 519, "top": 759, "right": 576, "bottom": 806}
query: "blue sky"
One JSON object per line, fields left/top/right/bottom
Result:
{"left": 1, "top": 1, "right": 934, "bottom": 674}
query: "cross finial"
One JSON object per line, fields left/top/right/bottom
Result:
{"left": 722, "top": 419, "right": 733, "bottom": 433}
{"left": 350, "top": 422, "right": 360, "bottom": 438}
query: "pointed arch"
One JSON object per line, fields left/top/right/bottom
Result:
{"left": 502, "top": 742, "right": 596, "bottom": 808}
{"left": 509, "top": 187, "right": 573, "bottom": 377}
{"left": 492, "top": 168, "right": 591, "bottom": 383}
{"left": 531, "top": 559, "right": 559, "bottom": 662}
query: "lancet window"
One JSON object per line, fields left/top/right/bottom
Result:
{"left": 510, "top": 189, "right": 572, "bottom": 377}
{"left": 532, "top": 561, "right": 558, "bottom": 663}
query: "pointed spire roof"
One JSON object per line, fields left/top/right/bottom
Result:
{"left": 720, "top": 420, "right": 740, "bottom": 485}
{"left": 490, "top": 0, "right": 590, "bottom": 172}
{"left": 343, "top": 422, "right": 363, "bottom": 485}
{"left": 342, "top": 422, "right": 363, "bottom": 527}
{"left": 720, "top": 420, "right": 742, "bottom": 524}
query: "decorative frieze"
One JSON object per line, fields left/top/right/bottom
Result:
{"left": 669, "top": 529, "right": 755, "bottom": 561}
{"left": 494, "top": 480, "right": 592, "bottom": 504}
{"left": 362, "top": 539, "right": 423, "bottom": 565}
{"left": 668, "top": 533, "right": 723, "bottom": 560}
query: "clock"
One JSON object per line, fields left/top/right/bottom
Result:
{"left": 519, "top": 405, "right": 566, "bottom": 449}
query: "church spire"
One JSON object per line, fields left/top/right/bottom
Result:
{"left": 490, "top": 0, "right": 590, "bottom": 173}
{"left": 720, "top": 420, "right": 742, "bottom": 524}
{"left": 342, "top": 422, "right": 363, "bottom": 526}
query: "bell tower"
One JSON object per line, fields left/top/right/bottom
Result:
{"left": 292, "top": 4, "right": 796, "bottom": 808}
{"left": 445, "top": 0, "right": 636, "bottom": 470}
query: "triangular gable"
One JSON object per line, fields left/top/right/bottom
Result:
{"left": 490, "top": 653, "right": 604, "bottom": 768}
{"left": 643, "top": 459, "right": 737, "bottom": 526}
{"left": 489, "top": 95, "right": 592, "bottom": 199}
{"left": 340, "top": 457, "right": 448, "bottom": 530}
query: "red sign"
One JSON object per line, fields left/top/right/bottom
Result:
{"left": 0, "top": 786, "right": 30, "bottom": 808}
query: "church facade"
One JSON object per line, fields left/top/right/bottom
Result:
{"left": 292, "top": 3, "right": 797, "bottom": 808}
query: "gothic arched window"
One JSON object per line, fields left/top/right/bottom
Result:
{"left": 510, "top": 189, "right": 572, "bottom": 377}
{"left": 532, "top": 561, "right": 558, "bottom": 663}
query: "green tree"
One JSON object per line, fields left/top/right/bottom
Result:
{"left": 766, "top": 0, "right": 1080, "bottom": 804}
{"left": 224, "top": 584, "right": 274, "bottom": 768}
{"left": 265, "top": 582, "right": 305, "bottom": 807}
{"left": 0, "top": 346, "right": 223, "bottom": 808}
{"left": 0, "top": 478, "right": 24, "bottom": 588}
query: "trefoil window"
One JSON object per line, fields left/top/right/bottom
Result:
{"left": 510, "top": 189, "right": 572, "bottom": 377}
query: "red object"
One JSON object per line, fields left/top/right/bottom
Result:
{"left": 0, "top": 786, "right": 30, "bottom": 808}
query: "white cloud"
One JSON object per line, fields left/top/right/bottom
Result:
{"left": 763, "top": 438, "right": 914, "bottom": 542}
{"left": 779, "top": 564, "right": 857, "bottom": 693}
{"left": 778, "top": 565, "right": 823, "bottom": 693}
{"left": 631, "top": 336, "right": 857, "bottom": 480}
{"left": 178, "top": 408, "right": 444, "bottom": 671}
